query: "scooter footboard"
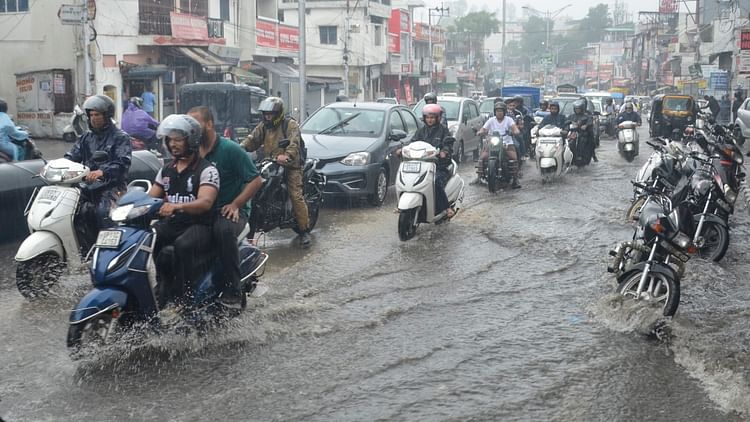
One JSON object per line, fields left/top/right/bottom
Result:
{"left": 70, "top": 288, "right": 129, "bottom": 325}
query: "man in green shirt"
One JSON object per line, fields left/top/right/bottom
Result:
{"left": 189, "top": 106, "right": 262, "bottom": 308}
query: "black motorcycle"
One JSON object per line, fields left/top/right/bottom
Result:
{"left": 566, "top": 121, "right": 593, "bottom": 167}
{"left": 248, "top": 154, "right": 325, "bottom": 240}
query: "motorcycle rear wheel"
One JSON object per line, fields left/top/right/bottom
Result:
{"left": 16, "top": 253, "right": 65, "bottom": 300}
{"left": 487, "top": 158, "right": 499, "bottom": 193}
{"left": 398, "top": 209, "right": 418, "bottom": 241}
{"left": 617, "top": 271, "right": 680, "bottom": 317}
{"left": 698, "top": 221, "right": 729, "bottom": 262}
{"left": 623, "top": 151, "right": 635, "bottom": 162}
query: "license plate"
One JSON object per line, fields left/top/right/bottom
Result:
{"left": 95, "top": 230, "right": 122, "bottom": 249}
{"left": 402, "top": 162, "right": 421, "bottom": 173}
{"left": 39, "top": 188, "right": 61, "bottom": 201}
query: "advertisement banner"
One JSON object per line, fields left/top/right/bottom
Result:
{"left": 659, "top": 0, "right": 677, "bottom": 14}
{"left": 741, "top": 29, "right": 750, "bottom": 51}
{"left": 170, "top": 12, "right": 209, "bottom": 40}
{"left": 738, "top": 52, "right": 750, "bottom": 75}
{"left": 388, "top": 33, "right": 400, "bottom": 53}
{"left": 278, "top": 24, "right": 299, "bottom": 51}
{"left": 256, "top": 19, "right": 277, "bottom": 48}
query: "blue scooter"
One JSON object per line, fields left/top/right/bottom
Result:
{"left": 66, "top": 182, "right": 269, "bottom": 356}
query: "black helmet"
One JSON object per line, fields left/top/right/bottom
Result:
{"left": 259, "top": 96, "right": 285, "bottom": 128}
{"left": 129, "top": 97, "right": 143, "bottom": 109}
{"left": 494, "top": 102, "right": 507, "bottom": 113}
{"left": 573, "top": 99, "right": 586, "bottom": 113}
{"left": 157, "top": 114, "right": 202, "bottom": 158}
{"left": 540, "top": 100, "right": 549, "bottom": 107}
{"left": 512, "top": 95, "right": 524, "bottom": 104}
{"left": 0, "top": 97, "right": 7, "bottom": 113}
{"left": 423, "top": 92, "right": 437, "bottom": 104}
{"left": 549, "top": 101, "right": 560, "bottom": 111}
{"left": 83, "top": 94, "right": 116, "bottom": 120}
{"left": 335, "top": 95, "right": 349, "bottom": 102}
{"left": 624, "top": 102, "right": 634, "bottom": 111}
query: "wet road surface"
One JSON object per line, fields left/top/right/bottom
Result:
{"left": 2, "top": 131, "right": 750, "bottom": 420}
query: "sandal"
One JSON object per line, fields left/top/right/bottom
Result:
{"left": 446, "top": 207, "right": 456, "bottom": 219}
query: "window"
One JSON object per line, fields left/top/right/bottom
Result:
{"left": 374, "top": 25, "right": 382, "bottom": 46}
{"left": 398, "top": 109, "right": 418, "bottom": 134}
{"left": 468, "top": 102, "right": 479, "bottom": 119}
{"left": 220, "top": 0, "right": 229, "bottom": 20}
{"left": 0, "top": 0, "right": 29, "bottom": 13}
{"left": 461, "top": 102, "right": 471, "bottom": 122}
{"left": 389, "top": 111, "right": 406, "bottom": 133}
{"left": 320, "top": 26, "right": 337, "bottom": 45}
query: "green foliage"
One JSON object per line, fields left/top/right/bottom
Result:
{"left": 453, "top": 11, "right": 500, "bottom": 36}
{"left": 558, "top": 4, "right": 612, "bottom": 64}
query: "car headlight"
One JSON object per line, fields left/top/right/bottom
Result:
{"left": 340, "top": 152, "right": 370, "bottom": 166}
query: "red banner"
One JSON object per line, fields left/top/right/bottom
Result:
{"left": 278, "top": 24, "right": 299, "bottom": 51}
{"left": 741, "top": 29, "right": 750, "bottom": 51}
{"left": 659, "top": 0, "right": 677, "bottom": 14}
{"left": 388, "top": 34, "right": 400, "bottom": 53}
{"left": 256, "top": 19, "right": 276, "bottom": 48}
{"left": 170, "top": 12, "right": 208, "bottom": 40}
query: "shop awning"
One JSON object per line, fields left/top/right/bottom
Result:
{"left": 254, "top": 61, "right": 298, "bottom": 80}
{"left": 307, "top": 76, "right": 343, "bottom": 90}
{"left": 231, "top": 67, "right": 265, "bottom": 84}
{"left": 121, "top": 64, "right": 171, "bottom": 79}
{"left": 174, "top": 47, "right": 234, "bottom": 73}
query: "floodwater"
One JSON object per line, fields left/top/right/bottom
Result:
{"left": 1, "top": 129, "right": 749, "bottom": 421}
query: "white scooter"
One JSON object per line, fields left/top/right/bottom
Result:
{"left": 63, "top": 104, "right": 87, "bottom": 143}
{"left": 533, "top": 124, "right": 573, "bottom": 182}
{"left": 15, "top": 153, "right": 110, "bottom": 299}
{"left": 395, "top": 140, "right": 465, "bottom": 241}
{"left": 617, "top": 121, "right": 640, "bottom": 162}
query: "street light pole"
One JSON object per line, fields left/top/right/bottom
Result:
{"left": 298, "top": 0, "right": 306, "bottom": 120}
{"left": 522, "top": 4, "right": 571, "bottom": 92}
{"left": 500, "top": 0, "right": 506, "bottom": 91}
{"left": 427, "top": 4, "right": 449, "bottom": 94}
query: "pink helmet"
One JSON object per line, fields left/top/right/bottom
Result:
{"left": 422, "top": 103, "right": 442, "bottom": 118}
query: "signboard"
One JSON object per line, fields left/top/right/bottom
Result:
{"left": 256, "top": 19, "right": 277, "bottom": 48}
{"left": 659, "top": 0, "right": 677, "bottom": 13}
{"left": 58, "top": 4, "right": 83, "bottom": 25}
{"left": 388, "top": 34, "right": 400, "bottom": 53}
{"left": 278, "top": 24, "right": 299, "bottom": 51}
{"left": 688, "top": 64, "right": 703, "bottom": 78}
{"left": 401, "top": 63, "right": 411, "bottom": 74}
{"left": 389, "top": 9, "right": 410, "bottom": 35}
{"left": 710, "top": 71, "right": 729, "bottom": 90}
{"left": 741, "top": 29, "right": 750, "bottom": 51}
{"left": 170, "top": 12, "right": 208, "bottom": 40}
{"left": 739, "top": 52, "right": 750, "bottom": 75}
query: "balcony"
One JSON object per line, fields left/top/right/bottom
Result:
{"left": 139, "top": 12, "right": 223, "bottom": 39}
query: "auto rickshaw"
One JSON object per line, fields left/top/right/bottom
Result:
{"left": 179, "top": 83, "right": 267, "bottom": 142}
{"left": 648, "top": 94, "right": 696, "bottom": 138}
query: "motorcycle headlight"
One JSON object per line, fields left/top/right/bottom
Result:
{"left": 110, "top": 204, "right": 151, "bottom": 223}
{"left": 490, "top": 136, "right": 501, "bottom": 146}
{"left": 41, "top": 166, "right": 64, "bottom": 182}
{"left": 724, "top": 186, "right": 737, "bottom": 204}
{"left": 340, "top": 152, "right": 370, "bottom": 166}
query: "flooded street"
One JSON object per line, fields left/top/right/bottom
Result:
{"left": 2, "top": 130, "right": 750, "bottom": 421}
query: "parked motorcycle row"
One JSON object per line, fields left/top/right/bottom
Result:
{"left": 608, "top": 111, "right": 745, "bottom": 317}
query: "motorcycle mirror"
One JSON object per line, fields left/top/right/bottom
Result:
{"left": 92, "top": 150, "right": 109, "bottom": 164}
{"left": 278, "top": 139, "right": 291, "bottom": 149}
{"left": 390, "top": 129, "right": 407, "bottom": 141}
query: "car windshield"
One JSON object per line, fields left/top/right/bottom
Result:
{"left": 301, "top": 107, "right": 384, "bottom": 137}
{"left": 414, "top": 100, "right": 461, "bottom": 120}
{"left": 480, "top": 100, "right": 498, "bottom": 113}
{"left": 664, "top": 97, "right": 691, "bottom": 111}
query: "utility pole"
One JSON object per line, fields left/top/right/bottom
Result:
{"left": 298, "top": 0, "right": 306, "bottom": 120}
{"left": 343, "top": 0, "right": 351, "bottom": 98}
{"left": 428, "top": 4, "right": 449, "bottom": 94}
{"left": 82, "top": 1, "right": 91, "bottom": 96}
{"left": 501, "top": 0, "right": 506, "bottom": 91}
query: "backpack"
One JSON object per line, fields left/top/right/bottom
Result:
{"left": 266, "top": 117, "right": 307, "bottom": 164}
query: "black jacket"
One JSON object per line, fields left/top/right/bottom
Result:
{"left": 617, "top": 111, "right": 642, "bottom": 125}
{"left": 65, "top": 124, "right": 132, "bottom": 186}
{"left": 413, "top": 124, "right": 453, "bottom": 154}
{"left": 540, "top": 112, "right": 567, "bottom": 129}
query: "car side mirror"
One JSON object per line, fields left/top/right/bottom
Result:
{"left": 92, "top": 150, "right": 109, "bottom": 164}
{"left": 390, "top": 129, "right": 407, "bottom": 141}
{"left": 278, "top": 139, "right": 291, "bottom": 149}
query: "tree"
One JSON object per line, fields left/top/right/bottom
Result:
{"left": 453, "top": 11, "right": 500, "bottom": 36}
{"left": 558, "top": 4, "right": 612, "bottom": 64}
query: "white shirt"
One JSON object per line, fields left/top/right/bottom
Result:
{"left": 482, "top": 116, "right": 516, "bottom": 145}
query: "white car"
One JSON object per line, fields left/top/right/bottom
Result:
{"left": 413, "top": 96, "right": 485, "bottom": 162}
{"left": 735, "top": 97, "right": 750, "bottom": 145}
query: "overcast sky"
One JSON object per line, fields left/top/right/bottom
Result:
{"left": 417, "top": 0, "right": 695, "bottom": 24}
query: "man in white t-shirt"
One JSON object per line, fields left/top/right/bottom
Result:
{"left": 477, "top": 101, "right": 521, "bottom": 189}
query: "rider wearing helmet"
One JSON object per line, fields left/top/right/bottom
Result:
{"left": 0, "top": 97, "right": 29, "bottom": 162}
{"left": 534, "top": 100, "right": 550, "bottom": 118}
{"left": 148, "top": 114, "right": 220, "bottom": 308}
{"left": 121, "top": 96, "right": 161, "bottom": 152}
{"left": 477, "top": 101, "right": 522, "bottom": 189}
{"left": 241, "top": 96, "right": 311, "bottom": 248}
{"left": 567, "top": 98, "right": 598, "bottom": 163}
{"left": 540, "top": 101, "right": 567, "bottom": 129}
{"left": 423, "top": 92, "right": 448, "bottom": 127}
{"left": 616, "top": 102, "right": 642, "bottom": 126}
{"left": 411, "top": 103, "right": 455, "bottom": 217}
{"left": 64, "top": 94, "right": 132, "bottom": 228}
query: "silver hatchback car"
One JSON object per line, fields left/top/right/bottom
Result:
{"left": 735, "top": 97, "right": 750, "bottom": 145}
{"left": 412, "top": 96, "right": 486, "bottom": 162}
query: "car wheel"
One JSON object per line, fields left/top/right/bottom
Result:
{"left": 367, "top": 167, "right": 388, "bottom": 206}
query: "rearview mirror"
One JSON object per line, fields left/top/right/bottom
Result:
{"left": 389, "top": 129, "right": 407, "bottom": 141}
{"left": 92, "top": 150, "right": 109, "bottom": 164}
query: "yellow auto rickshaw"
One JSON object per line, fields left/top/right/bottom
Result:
{"left": 649, "top": 94, "right": 697, "bottom": 138}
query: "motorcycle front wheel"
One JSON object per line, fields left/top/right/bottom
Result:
{"left": 16, "top": 253, "right": 65, "bottom": 300}
{"left": 487, "top": 158, "right": 499, "bottom": 193}
{"left": 66, "top": 312, "right": 118, "bottom": 359}
{"left": 626, "top": 196, "right": 646, "bottom": 222}
{"left": 616, "top": 271, "right": 680, "bottom": 317}
{"left": 398, "top": 208, "right": 418, "bottom": 241}
{"left": 698, "top": 221, "right": 729, "bottom": 262}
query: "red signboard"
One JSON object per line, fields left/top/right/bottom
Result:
{"left": 278, "top": 24, "right": 299, "bottom": 51}
{"left": 389, "top": 9, "right": 410, "bottom": 34}
{"left": 659, "top": 0, "right": 677, "bottom": 14}
{"left": 170, "top": 12, "right": 208, "bottom": 40}
{"left": 388, "top": 33, "right": 400, "bottom": 53}
{"left": 741, "top": 29, "right": 750, "bottom": 51}
{"left": 256, "top": 19, "right": 277, "bottom": 48}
